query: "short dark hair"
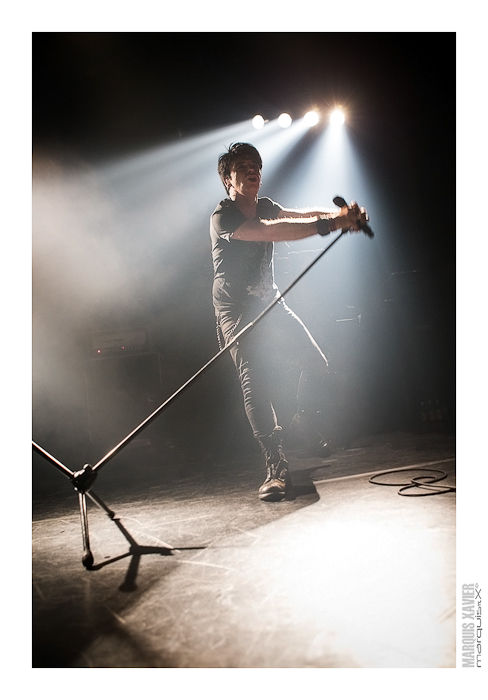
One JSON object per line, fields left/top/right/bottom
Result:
{"left": 218, "top": 142, "right": 262, "bottom": 195}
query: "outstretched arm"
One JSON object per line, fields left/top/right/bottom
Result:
{"left": 278, "top": 206, "right": 335, "bottom": 219}
{"left": 231, "top": 202, "right": 368, "bottom": 242}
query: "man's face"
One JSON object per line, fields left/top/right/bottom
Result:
{"left": 227, "top": 155, "right": 262, "bottom": 198}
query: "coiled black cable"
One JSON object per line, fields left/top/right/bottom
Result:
{"left": 369, "top": 467, "right": 456, "bottom": 497}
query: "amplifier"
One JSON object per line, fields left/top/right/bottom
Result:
{"left": 89, "top": 326, "right": 150, "bottom": 357}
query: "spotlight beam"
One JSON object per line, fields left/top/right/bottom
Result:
{"left": 330, "top": 108, "right": 345, "bottom": 126}
{"left": 304, "top": 110, "right": 319, "bottom": 126}
{"left": 278, "top": 113, "right": 292, "bottom": 128}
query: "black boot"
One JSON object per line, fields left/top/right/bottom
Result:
{"left": 258, "top": 428, "right": 290, "bottom": 502}
{"left": 289, "top": 410, "right": 332, "bottom": 458}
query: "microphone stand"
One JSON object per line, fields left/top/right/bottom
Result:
{"left": 33, "top": 197, "right": 372, "bottom": 568}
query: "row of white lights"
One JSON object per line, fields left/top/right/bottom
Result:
{"left": 252, "top": 108, "right": 345, "bottom": 130}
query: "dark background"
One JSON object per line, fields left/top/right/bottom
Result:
{"left": 32, "top": 32, "right": 456, "bottom": 473}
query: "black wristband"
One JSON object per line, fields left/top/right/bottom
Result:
{"left": 317, "top": 216, "right": 333, "bottom": 236}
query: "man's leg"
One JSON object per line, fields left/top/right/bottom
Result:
{"left": 264, "top": 301, "right": 334, "bottom": 455}
{"left": 217, "top": 309, "right": 291, "bottom": 501}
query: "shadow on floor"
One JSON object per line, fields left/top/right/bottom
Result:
{"left": 32, "top": 448, "right": 321, "bottom": 667}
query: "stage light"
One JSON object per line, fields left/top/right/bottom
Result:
{"left": 330, "top": 108, "right": 345, "bottom": 126}
{"left": 252, "top": 115, "right": 265, "bottom": 130}
{"left": 278, "top": 113, "right": 292, "bottom": 128}
{"left": 304, "top": 110, "right": 319, "bottom": 126}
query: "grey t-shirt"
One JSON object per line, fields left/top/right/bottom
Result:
{"left": 210, "top": 196, "right": 283, "bottom": 311}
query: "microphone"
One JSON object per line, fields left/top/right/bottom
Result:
{"left": 333, "top": 195, "right": 374, "bottom": 238}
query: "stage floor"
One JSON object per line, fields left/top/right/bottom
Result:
{"left": 32, "top": 431, "right": 456, "bottom": 668}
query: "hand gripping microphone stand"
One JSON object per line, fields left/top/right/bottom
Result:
{"left": 32, "top": 197, "right": 373, "bottom": 568}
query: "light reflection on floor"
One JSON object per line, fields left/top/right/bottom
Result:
{"left": 250, "top": 491, "right": 456, "bottom": 668}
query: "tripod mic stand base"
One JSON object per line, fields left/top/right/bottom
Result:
{"left": 77, "top": 490, "right": 95, "bottom": 569}
{"left": 82, "top": 552, "right": 94, "bottom": 569}
{"left": 72, "top": 464, "right": 97, "bottom": 493}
